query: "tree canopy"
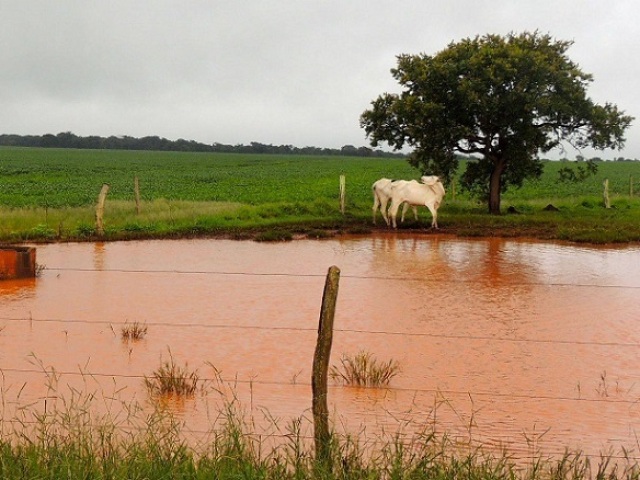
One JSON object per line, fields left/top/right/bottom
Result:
{"left": 360, "top": 31, "right": 634, "bottom": 213}
{"left": 0, "top": 132, "right": 405, "bottom": 159}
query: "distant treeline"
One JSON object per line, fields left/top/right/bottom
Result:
{"left": 0, "top": 132, "right": 406, "bottom": 158}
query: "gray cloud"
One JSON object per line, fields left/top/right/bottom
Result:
{"left": 1, "top": 0, "right": 638, "bottom": 158}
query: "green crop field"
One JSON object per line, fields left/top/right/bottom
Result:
{"left": 1, "top": 146, "right": 640, "bottom": 243}
{"left": 0, "top": 147, "right": 418, "bottom": 208}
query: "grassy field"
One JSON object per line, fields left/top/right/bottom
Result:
{"left": 1, "top": 146, "right": 640, "bottom": 243}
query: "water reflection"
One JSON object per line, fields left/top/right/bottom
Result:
{"left": 1, "top": 234, "right": 640, "bottom": 459}
{"left": 93, "top": 242, "right": 106, "bottom": 271}
{"left": 366, "top": 234, "right": 456, "bottom": 281}
{"left": 0, "top": 277, "right": 37, "bottom": 300}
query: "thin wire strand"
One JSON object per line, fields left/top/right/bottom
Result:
{"left": 2, "top": 314, "right": 640, "bottom": 349}
{"left": 2, "top": 366, "right": 637, "bottom": 406}
{"left": 42, "top": 266, "right": 640, "bottom": 290}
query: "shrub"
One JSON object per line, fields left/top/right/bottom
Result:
{"left": 30, "top": 224, "right": 56, "bottom": 240}
{"left": 123, "top": 222, "right": 154, "bottom": 233}
{"left": 74, "top": 223, "right": 95, "bottom": 237}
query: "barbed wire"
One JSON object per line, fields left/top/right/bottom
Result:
{"left": 41, "top": 266, "right": 640, "bottom": 290}
{"left": 3, "top": 399, "right": 640, "bottom": 464}
{"left": 1, "top": 314, "right": 640, "bottom": 349}
{"left": 1, "top": 366, "right": 637, "bottom": 407}
{"left": 3, "top": 264, "right": 639, "bottom": 457}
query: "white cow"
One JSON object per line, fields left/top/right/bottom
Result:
{"left": 388, "top": 175, "right": 446, "bottom": 229}
{"left": 372, "top": 178, "right": 419, "bottom": 226}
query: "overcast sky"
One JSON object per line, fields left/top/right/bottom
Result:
{"left": 1, "top": 1, "right": 638, "bottom": 159}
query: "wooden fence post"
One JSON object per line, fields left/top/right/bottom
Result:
{"left": 603, "top": 179, "right": 611, "bottom": 209}
{"left": 312, "top": 265, "right": 340, "bottom": 468}
{"left": 134, "top": 176, "right": 141, "bottom": 215}
{"left": 95, "top": 184, "right": 110, "bottom": 236}
{"left": 339, "top": 175, "right": 346, "bottom": 214}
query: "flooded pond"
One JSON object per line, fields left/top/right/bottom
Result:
{"left": 1, "top": 233, "right": 640, "bottom": 459}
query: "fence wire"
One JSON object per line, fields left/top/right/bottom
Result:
{"left": 2, "top": 264, "right": 640, "bottom": 461}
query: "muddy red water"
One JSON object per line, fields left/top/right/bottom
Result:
{"left": 1, "top": 234, "right": 640, "bottom": 459}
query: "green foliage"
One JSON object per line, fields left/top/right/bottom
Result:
{"left": 0, "top": 131, "right": 406, "bottom": 158}
{"left": 74, "top": 223, "right": 95, "bottom": 237}
{"left": 28, "top": 224, "right": 56, "bottom": 240}
{"left": 461, "top": 154, "right": 544, "bottom": 201}
{"left": 558, "top": 159, "right": 599, "bottom": 183}
{"left": 361, "top": 31, "right": 634, "bottom": 213}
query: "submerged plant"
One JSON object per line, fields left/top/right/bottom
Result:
{"left": 330, "top": 351, "right": 400, "bottom": 387}
{"left": 120, "top": 321, "right": 148, "bottom": 341}
{"left": 144, "top": 350, "right": 198, "bottom": 396}
{"left": 35, "top": 263, "right": 46, "bottom": 277}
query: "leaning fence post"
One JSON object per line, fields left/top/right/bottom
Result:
{"left": 95, "top": 184, "right": 110, "bottom": 237}
{"left": 603, "top": 178, "right": 611, "bottom": 209}
{"left": 339, "top": 175, "right": 346, "bottom": 214}
{"left": 312, "top": 265, "right": 340, "bottom": 468}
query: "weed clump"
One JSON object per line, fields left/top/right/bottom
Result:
{"left": 144, "top": 352, "right": 198, "bottom": 396}
{"left": 121, "top": 321, "right": 148, "bottom": 341}
{"left": 330, "top": 351, "right": 400, "bottom": 387}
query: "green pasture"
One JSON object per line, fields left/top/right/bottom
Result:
{"left": 1, "top": 147, "right": 640, "bottom": 243}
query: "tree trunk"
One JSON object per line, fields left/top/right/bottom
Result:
{"left": 488, "top": 159, "right": 505, "bottom": 215}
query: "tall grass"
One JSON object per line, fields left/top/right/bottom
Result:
{"left": 144, "top": 350, "right": 199, "bottom": 396}
{"left": 2, "top": 376, "right": 640, "bottom": 480}
{"left": 120, "top": 321, "right": 148, "bottom": 341}
{"left": 0, "top": 199, "right": 347, "bottom": 242}
{"left": 330, "top": 351, "right": 401, "bottom": 387}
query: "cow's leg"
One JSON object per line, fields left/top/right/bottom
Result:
{"left": 388, "top": 199, "right": 401, "bottom": 229}
{"left": 380, "top": 198, "right": 390, "bottom": 226}
{"left": 400, "top": 202, "right": 409, "bottom": 222}
{"left": 426, "top": 204, "right": 438, "bottom": 229}
{"left": 372, "top": 192, "right": 380, "bottom": 224}
{"left": 400, "top": 203, "right": 419, "bottom": 223}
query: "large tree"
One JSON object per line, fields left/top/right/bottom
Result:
{"left": 360, "top": 32, "right": 634, "bottom": 214}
